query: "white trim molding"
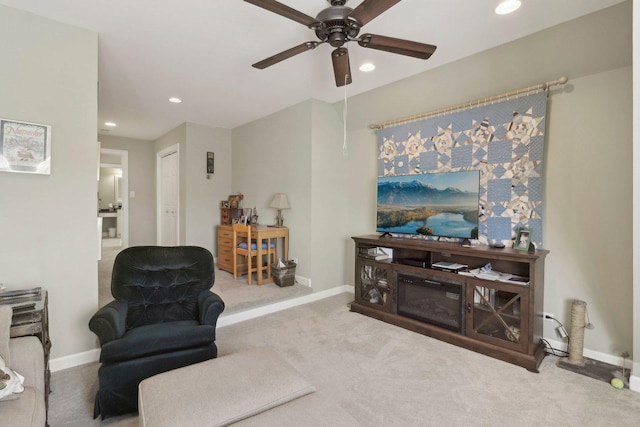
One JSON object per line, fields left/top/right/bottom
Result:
{"left": 51, "top": 285, "right": 354, "bottom": 372}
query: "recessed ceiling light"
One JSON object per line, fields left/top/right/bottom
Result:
{"left": 359, "top": 63, "right": 375, "bottom": 72}
{"left": 169, "top": 97, "right": 183, "bottom": 103}
{"left": 495, "top": 0, "right": 521, "bottom": 15}
{"left": 104, "top": 121, "right": 117, "bottom": 127}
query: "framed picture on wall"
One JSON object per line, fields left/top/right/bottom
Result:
{"left": 0, "top": 118, "right": 52, "bottom": 174}
{"left": 514, "top": 228, "right": 532, "bottom": 251}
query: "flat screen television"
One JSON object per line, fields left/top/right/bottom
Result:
{"left": 376, "top": 171, "right": 480, "bottom": 239}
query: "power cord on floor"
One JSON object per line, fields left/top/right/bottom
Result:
{"left": 541, "top": 338, "right": 569, "bottom": 357}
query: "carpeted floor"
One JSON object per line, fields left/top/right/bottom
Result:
{"left": 49, "top": 292, "right": 640, "bottom": 426}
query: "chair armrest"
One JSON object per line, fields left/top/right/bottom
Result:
{"left": 198, "top": 291, "right": 225, "bottom": 328}
{"left": 9, "top": 336, "right": 44, "bottom": 393}
{"left": 88, "top": 300, "right": 128, "bottom": 345}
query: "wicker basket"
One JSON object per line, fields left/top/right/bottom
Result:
{"left": 271, "top": 261, "right": 297, "bottom": 287}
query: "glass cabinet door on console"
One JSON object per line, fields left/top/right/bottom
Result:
{"left": 466, "top": 279, "right": 529, "bottom": 353}
{"left": 356, "top": 261, "right": 392, "bottom": 312}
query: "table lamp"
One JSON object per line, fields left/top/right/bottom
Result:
{"left": 269, "top": 193, "right": 290, "bottom": 227}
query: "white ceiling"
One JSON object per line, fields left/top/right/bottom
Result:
{"left": 0, "top": 0, "right": 625, "bottom": 140}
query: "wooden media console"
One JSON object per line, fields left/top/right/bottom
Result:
{"left": 351, "top": 235, "right": 549, "bottom": 372}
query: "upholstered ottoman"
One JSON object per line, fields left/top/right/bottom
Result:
{"left": 138, "top": 347, "right": 316, "bottom": 427}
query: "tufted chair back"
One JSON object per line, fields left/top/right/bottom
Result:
{"left": 111, "top": 246, "right": 214, "bottom": 330}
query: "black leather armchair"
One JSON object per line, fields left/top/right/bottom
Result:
{"left": 89, "top": 246, "right": 225, "bottom": 419}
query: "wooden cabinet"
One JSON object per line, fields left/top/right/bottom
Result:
{"left": 217, "top": 225, "right": 246, "bottom": 274}
{"left": 221, "top": 208, "right": 243, "bottom": 225}
{"left": 351, "top": 235, "right": 548, "bottom": 372}
{"left": 356, "top": 261, "right": 393, "bottom": 313}
{"left": 466, "top": 278, "right": 530, "bottom": 354}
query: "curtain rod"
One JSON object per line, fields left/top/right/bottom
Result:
{"left": 369, "top": 76, "right": 569, "bottom": 130}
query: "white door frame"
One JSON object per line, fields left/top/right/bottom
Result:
{"left": 100, "top": 148, "right": 129, "bottom": 248}
{"left": 156, "top": 144, "right": 180, "bottom": 245}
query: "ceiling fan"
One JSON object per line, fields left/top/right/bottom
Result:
{"left": 245, "top": 0, "right": 437, "bottom": 87}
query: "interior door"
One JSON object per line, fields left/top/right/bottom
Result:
{"left": 160, "top": 151, "right": 178, "bottom": 246}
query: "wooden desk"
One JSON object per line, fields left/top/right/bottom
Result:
{"left": 253, "top": 226, "right": 289, "bottom": 285}
{"left": 217, "top": 225, "right": 289, "bottom": 285}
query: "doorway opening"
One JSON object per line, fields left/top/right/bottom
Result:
{"left": 99, "top": 148, "right": 129, "bottom": 249}
{"left": 98, "top": 148, "right": 129, "bottom": 307}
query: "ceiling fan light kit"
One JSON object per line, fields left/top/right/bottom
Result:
{"left": 244, "top": 0, "right": 437, "bottom": 87}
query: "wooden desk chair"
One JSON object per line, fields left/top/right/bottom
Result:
{"left": 232, "top": 224, "right": 278, "bottom": 285}
{"left": 262, "top": 235, "right": 278, "bottom": 281}
{"left": 232, "top": 223, "right": 258, "bottom": 285}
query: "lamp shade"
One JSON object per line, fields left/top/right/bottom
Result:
{"left": 269, "top": 193, "right": 290, "bottom": 210}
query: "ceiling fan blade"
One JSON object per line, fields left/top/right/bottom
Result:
{"left": 244, "top": 0, "right": 320, "bottom": 28}
{"left": 332, "top": 47, "right": 352, "bottom": 87}
{"left": 358, "top": 34, "right": 437, "bottom": 59}
{"left": 252, "top": 42, "right": 320, "bottom": 69}
{"left": 349, "top": 0, "right": 401, "bottom": 26}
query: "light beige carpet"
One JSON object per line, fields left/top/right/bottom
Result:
{"left": 49, "top": 293, "right": 640, "bottom": 426}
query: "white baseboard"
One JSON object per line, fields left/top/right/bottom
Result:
{"left": 50, "top": 285, "right": 354, "bottom": 372}
{"left": 630, "top": 374, "right": 640, "bottom": 392}
{"left": 217, "top": 285, "right": 352, "bottom": 328}
{"left": 544, "top": 337, "right": 634, "bottom": 369}
{"left": 50, "top": 348, "right": 100, "bottom": 373}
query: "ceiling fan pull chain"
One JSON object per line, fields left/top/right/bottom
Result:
{"left": 343, "top": 73, "right": 349, "bottom": 156}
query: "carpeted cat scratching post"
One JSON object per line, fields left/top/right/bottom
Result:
{"left": 568, "top": 299, "right": 586, "bottom": 366}
{"left": 558, "top": 299, "right": 628, "bottom": 386}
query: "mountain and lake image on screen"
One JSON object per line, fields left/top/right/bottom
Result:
{"left": 376, "top": 171, "right": 480, "bottom": 239}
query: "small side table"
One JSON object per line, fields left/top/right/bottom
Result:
{"left": 7, "top": 290, "right": 51, "bottom": 416}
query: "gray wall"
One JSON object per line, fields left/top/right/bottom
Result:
{"left": 343, "top": 2, "right": 632, "bottom": 358}
{"left": 0, "top": 1, "right": 635, "bottom": 370}
{"left": 155, "top": 122, "right": 232, "bottom": 252}
{"left": 545, "top": 68, "right": 632, "bottom": 354}
{"left": 103, "top": 126, "right": 232, "bottom": 251}
{"left": 231, "top": 99, "right": 350, "bottom": 289}
{"left": 232, "top": 100, "right": 314, "bottom": 278}
{"left": 100, "top": 134, "right": 157, "bottom": 245}
{"left": 184, "top": 123, "right": 232, "bottom": 253}
{"left": 230, "top": 2, "right": 634, "bottom": 360}
{"left": 310, "top": 100, "right": 349, "bottom": 290}
{"left": 0, "top": 5, "right": 99, "bottom": 358}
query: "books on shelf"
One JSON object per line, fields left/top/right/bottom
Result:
{"left": 359, "top": 247, "right": 390, "bottom": 261}
{"left": 431, "top": 261, "right": 468, "bottom": 272}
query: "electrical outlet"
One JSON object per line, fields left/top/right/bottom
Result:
{"left": 543, "top": 312, "right": 554, "bottom": 319}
